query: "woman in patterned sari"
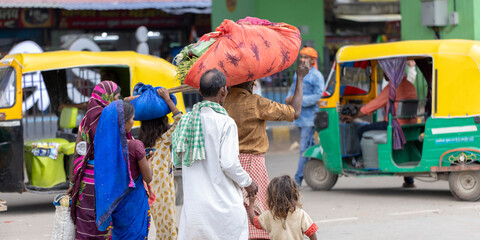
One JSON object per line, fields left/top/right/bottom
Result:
{"left": 138, "top": 88, "right": 182, "bottom": 239}
{"left": 68, "top": 81, "right": 120, "bottom": 239}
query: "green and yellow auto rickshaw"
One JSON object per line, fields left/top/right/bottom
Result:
{"left": 0, "top": 51, "right": 185, "bottom": 199}
{"left": 303, "top": 39, "right": 480, "bottom": 201}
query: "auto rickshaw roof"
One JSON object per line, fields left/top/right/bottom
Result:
{"left": 0, "top": 50, "right": 185, "bottom": 115}
{"left": 1, "top": 50, "right": 176, "bottom": 75}
{"left": 337, "top": 39, "right": 480, "bottom": 118}
{"left": 336, "top": 39, "right": 480, "bottom": 63}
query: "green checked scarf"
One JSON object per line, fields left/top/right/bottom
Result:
{"left": 172, "top": 100, "right": 228, "bottom": 167}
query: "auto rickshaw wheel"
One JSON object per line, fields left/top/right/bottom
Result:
{"left": 448, "top": 171, "right": 480, "bottom": 201}
{"left": 304, "top": 158, "right": 338, "bottom": 190}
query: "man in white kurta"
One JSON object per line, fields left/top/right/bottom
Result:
{"left": 173, "top": 68, "right": 258, "bottom": 240}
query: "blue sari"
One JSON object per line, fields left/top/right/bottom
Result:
{"left": 94, "top": 100, "right": 150, "bottom": 239}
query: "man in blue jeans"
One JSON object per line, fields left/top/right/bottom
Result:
{"left": 286, "top": 47, "right": 324, "bottom": 187}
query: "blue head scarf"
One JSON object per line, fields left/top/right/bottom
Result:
{"left": 94, "top": 100, "right": 135, "bottom": 231}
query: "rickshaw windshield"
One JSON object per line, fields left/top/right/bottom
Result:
{"left": 339, "top": 63, "right": 370, "bottom": 96}
{"left": 0, "top": 67, "right": 16, "bottom": 108}
{"left": 323, "top": 74, "right": 336, "bottom": 98}
{"left": 322, "top": 61, "right": 371, "bottom": 99}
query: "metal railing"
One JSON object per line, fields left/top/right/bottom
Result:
{"left": 182, "top": 92, "right": 203, "bottom": 111}
{"left": 258, "top": 67, "right": 295, "bottom": 104}
{"left": 22, "top": 68, "right": 100, "bottom": 140}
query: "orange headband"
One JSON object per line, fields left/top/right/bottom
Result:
{"left": 300, "top": 47, "right": 318, "bottom": 59}
{"left": 300, "top": 47, "right": 318, "bottom": 69}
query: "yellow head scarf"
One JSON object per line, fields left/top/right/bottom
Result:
{"left": 300, "top": 47, "right": 318, "bottom": 69}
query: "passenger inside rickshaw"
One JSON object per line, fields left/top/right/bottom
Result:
{"left": 333, "top": 58, "right": 432, "bottom": 170}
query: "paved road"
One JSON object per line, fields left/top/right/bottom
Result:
{"left": 1, "top": 151, "right": 480, "bottom": 239}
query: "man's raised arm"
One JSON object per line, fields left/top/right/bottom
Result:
{"left": 286, "top": 63, "right": 309, "bottom": 119}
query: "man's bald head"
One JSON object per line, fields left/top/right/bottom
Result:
{"left": 199, "top": 68, "right": 227, "bottom": 97}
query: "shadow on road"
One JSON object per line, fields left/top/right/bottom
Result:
{"left": 3, "top": 202, "right": 54, "bottom": 215}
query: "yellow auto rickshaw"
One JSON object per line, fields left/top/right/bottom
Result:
{"left": 304, "top": 39, "right": 480, "bottom": 201}
{"left": 0, "top": 51, "right": 185, "bottom": 198}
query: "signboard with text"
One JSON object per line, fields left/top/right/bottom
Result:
{"left": 0, "top": 8, "right": 53, "bottom": 28}
{"left": 59, "top": 10, "right": 186, "bottom": 29}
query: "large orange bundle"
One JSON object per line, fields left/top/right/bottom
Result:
{"left": 177, "top": 17, "right": 302, "bottom": 88}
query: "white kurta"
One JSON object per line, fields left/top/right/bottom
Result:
{"left": 178, "top": 107, "right": 253, "bottom": 240}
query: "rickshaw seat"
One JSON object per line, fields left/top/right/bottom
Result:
{"left": 59, "top": 107, "right": 78, "bottom": 129}
{"left": 360, "top": 130, "right": 387, "bottom": 169}
{"left": 56, "top": 107, "right": 79, "bottom": 142}
{"left": 62, "top": 142, "right": 76, "bottom": 155}
{"left": 396, "top": 99, "right": 418, "bottom": 119}
{"left": 362, "top": 130, "right": 388, "bottom": 144}
{"left": 24, "top": 138, "right": 69, "bottom": 188}
{"left": 31, "top": 107, "right": 79, "bottom": 154}
{"left": 23, "top": 107, "right": 79, "bottom": 188}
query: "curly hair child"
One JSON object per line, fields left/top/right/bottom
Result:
{"left": 248, "top": 175, "right": 318, "bottom": 240}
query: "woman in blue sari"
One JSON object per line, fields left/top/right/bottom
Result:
{"left": 94, "top": 100, "right": 152, "bottom": 239}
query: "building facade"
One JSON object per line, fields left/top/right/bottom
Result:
{"left": 401, "top": 0, "right": 480, "bottom": 40}
{"left": 0, "top": 1, "right": 211, "bottom": 59}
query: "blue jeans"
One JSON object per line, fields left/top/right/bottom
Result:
{"left": 295, "top": 127, "right": 316, "bottom": 186}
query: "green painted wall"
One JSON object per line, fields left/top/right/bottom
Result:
{"left": 211, "top": 0, "right": 256, "bottom": 29}
{"left": 401, "top": 0, "right": 480, "bottom": 40}
{"left": 255, "top": 0, "right": 324, "bottom": 55}
{"left": 211, "top": 0, "right": 325, "bottom": 69}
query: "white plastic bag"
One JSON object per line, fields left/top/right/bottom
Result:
{"left": 51, "top": 194, "right": 75, "bottom": 240}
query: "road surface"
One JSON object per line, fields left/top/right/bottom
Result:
{"left": 1, "top": 151, "right": 479, "bottom": 239}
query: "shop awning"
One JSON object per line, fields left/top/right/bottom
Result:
{"left": 337, "top": 14, "right": 401, "bottom": 22}
{"left": 0, "top": 0, "right": 211, "bottom": 13}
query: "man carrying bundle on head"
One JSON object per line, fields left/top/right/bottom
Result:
{"left": 224, "top": 61, "right": 309, "bottom": 239}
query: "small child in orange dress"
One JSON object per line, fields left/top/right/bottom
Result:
{"left": 248, "top": 175, "right": 318, "bottom": 240}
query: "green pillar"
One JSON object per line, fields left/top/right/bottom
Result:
{"left": 256, "top": 0, "right": 325, "bottom": 63}
{"left": 211, "top": 0, "right": 256, "bottom": 31}
{"left": 474, "top": 0, "right": 480, "bottom": 40}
